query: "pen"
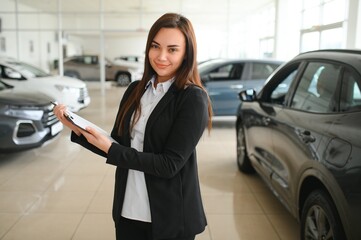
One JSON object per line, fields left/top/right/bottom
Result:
{"left": 50, "top": 101, "right": 72, "bottom": 119}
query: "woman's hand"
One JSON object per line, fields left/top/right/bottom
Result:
{"left": 81, "top": 127, "right": 112, "bottom": 154}
{"left": 53, "top": 104, "right": 112, "bottom": 154}
{"left": 53, "top": 104, "right": 82, "bottom": 136}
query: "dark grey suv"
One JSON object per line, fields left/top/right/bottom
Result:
{"left": 236, "top": 49, "right": 361, "bottom": 240}
{"left": 0, "top": 80, "right": 63, "bottom": 152}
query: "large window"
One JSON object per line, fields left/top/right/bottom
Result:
{"left": 300, "top": 0, "right": 346, "bottom": 52}
{"left": 258, "top": 3, "right": 276, "bottom": 58}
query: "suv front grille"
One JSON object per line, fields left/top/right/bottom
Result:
{"left": 41, "top": 103, "right": 59, "bottom": 127}
{"left": 78, "top": 87, "right": 89, "bottom": 103}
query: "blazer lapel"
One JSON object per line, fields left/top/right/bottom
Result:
{"left": 122, "top": 83, "right": 147, "bottom": 145}
{"left": 146, "top": 83, "right": 177, "bottom": 129}
{"left": 122, "top": 104, "right": 136, "bottom": 146}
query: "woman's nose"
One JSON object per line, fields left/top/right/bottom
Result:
{"left": 157, "top": 50, "right": 167, "bottom": 61}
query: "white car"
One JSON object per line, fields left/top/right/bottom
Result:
{"left": 0, "top": 58, "right": 90, "bottom": 112}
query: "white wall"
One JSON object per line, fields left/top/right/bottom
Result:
{"left": 0, "top": 0, "right": 19, "bottom": 58}
{"left": 0, "top": 0, "right": 59, "bottom": 72}
{"left": 64, "top": 33, "right": 147, "bottom": 61}
{"left": 196, "top": 26, "right": 229, "bottom": 61}
{"left": 104, "top": 34, "right": 147, "bottom": 60}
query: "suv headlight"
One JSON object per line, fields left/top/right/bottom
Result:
{"left": 55, "top": 84, "right": 69, "bottom": 92}
{"left": 55, "top": 85, "right": 78, "bottom": 93}
{"left": 4, "top": 107, "right": 43, "bottom": 121}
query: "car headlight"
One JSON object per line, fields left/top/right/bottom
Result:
{"left": 55, "top": 85, "right": 78, "bottom": 93}
{"left": 4, "top": 108, "right": 43, "bottom": 121}
{"left": 55, "top": 84, "right": 69, "bottom": 92}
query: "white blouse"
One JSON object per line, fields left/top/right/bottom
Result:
{"left": 121, "top": 76, "right": 174, "bottom": 222}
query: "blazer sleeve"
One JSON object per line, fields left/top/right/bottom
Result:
{"left": 70, "top": 81, "right": 140, "bottom": 157}
{"left": 106, "top": 86, "right": 209, "bottom": 178}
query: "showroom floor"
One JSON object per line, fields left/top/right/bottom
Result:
{"left": 0, "top": 83, "right": 299, "bottom": 240}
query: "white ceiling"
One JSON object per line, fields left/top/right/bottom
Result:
{"left": 17, "top": 0, "right": 272, "bottom": 14}
{"left": 16, "top": 0, "right": 274, "bottom": 32}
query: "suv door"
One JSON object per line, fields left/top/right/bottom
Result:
{"left": 65, "top": 56, "right": 100, "bottom": 81}
{"left": 242, "top": 63, "right": 300, "bottom": 188}
{"left": 202, "top": 62, "right": 245, "bottom": 115}
{"left": 268, "top": 61, "right": 342, "bottom": 210}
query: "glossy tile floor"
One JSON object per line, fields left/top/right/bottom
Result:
{"left": 0, "top": 83, "right": 300, "bottom": 240}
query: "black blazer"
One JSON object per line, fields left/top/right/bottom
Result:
{"left": 71, "top": 81, "right": 208, "bottom": 239}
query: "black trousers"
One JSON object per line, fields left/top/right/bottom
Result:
{"left": 116, "top": 216, "right": 195, "bottom": 240}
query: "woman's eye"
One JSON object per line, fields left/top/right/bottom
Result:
{"left": 169, "top": 48, "right": 177, "bottom": 53}
{"left": 151, "top": 44, "right": 159, "bottom": 49}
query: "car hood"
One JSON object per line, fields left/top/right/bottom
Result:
{"left": 28, "top": 75, "right": 87, "bottom": 88}
{"left": 0, "top": 89, "right": 54, "bottom": 106}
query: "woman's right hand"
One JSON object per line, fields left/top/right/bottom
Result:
{"left": 53, "top": 104, "right": 82, "bottom": 136}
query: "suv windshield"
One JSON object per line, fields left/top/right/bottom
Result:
{"left": 198, "top": 59, "right": 227, "bottom": 75}
{"left": 7, "top": 61, "right": 50, "bottom": 78}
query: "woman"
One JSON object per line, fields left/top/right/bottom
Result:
{"left": 53, "top": 12, "right": 212, "bottom": 240}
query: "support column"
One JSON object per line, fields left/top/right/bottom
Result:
{"left": 345, "top": 0, "right": 359, "bottom": 48}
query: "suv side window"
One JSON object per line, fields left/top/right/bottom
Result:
{"left": 2, "top": 66, "right": 22, "bottom": 79}
{"left": 269, "top": 69, "right": 297, "bottom": 105}
{"left": 340, "top": 68, "right": 361, "bottom": 111}
{"left": 209, "top": 63, "right": 243, "bottom": 80}
{"left": 251, "top": 63, "right": 279, "bottom": 80}
{"left": 291, "top": 62, "right": 341, "bottom": 113}
{"left": 83, "top": 56, "right": 98, "bottom": 65}
{"left": 263, "top": 63, "right": 300, "bottom": 105}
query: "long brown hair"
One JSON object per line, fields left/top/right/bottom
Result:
{"left": 116, "top": 12, "right": 212, "bottom": 135}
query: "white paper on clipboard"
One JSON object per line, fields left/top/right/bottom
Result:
{"left": 65, "top": 111, "right": 116, "bottom": 142}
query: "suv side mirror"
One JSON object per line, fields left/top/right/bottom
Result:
{"left": 201, "top": 74, "right": 211, "bottom": 83}
{"left": 239, "top": 89, "right": 257, "bottom": 101}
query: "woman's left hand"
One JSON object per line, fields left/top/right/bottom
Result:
{"left": 80, "top": 126, "right": 112, "bottom": 154}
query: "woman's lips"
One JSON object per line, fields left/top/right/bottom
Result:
{"left": 155, "top": 63, "right": 169, "bottom": 69}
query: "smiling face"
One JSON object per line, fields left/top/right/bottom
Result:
{"left": 148, "top": 27, "right": 186, "bottom": 83}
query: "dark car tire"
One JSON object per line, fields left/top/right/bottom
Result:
{"left": 236, "top": 124, "right": 255, "bottom": 173}
{"left": 301, "top": 190, "right": 346, "bottom": 240}
{"left": 116, "top": 72, "right": 131, "bottom": 86}
{"left": 64, "top": 71, "right": 81, "bottom": 79}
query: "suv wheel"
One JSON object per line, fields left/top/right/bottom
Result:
{"left": 236, "top": 124, "right": 254, "bottom": 173}
{"left": 116, "top": 73, "right": 131, "bottom": 86}
{"left": 301, "top": 190, "right": 345, "bottom": 240}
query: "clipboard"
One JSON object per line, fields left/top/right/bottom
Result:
{"left": 51, "top": 102, "right": 116, "bottom": 142}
